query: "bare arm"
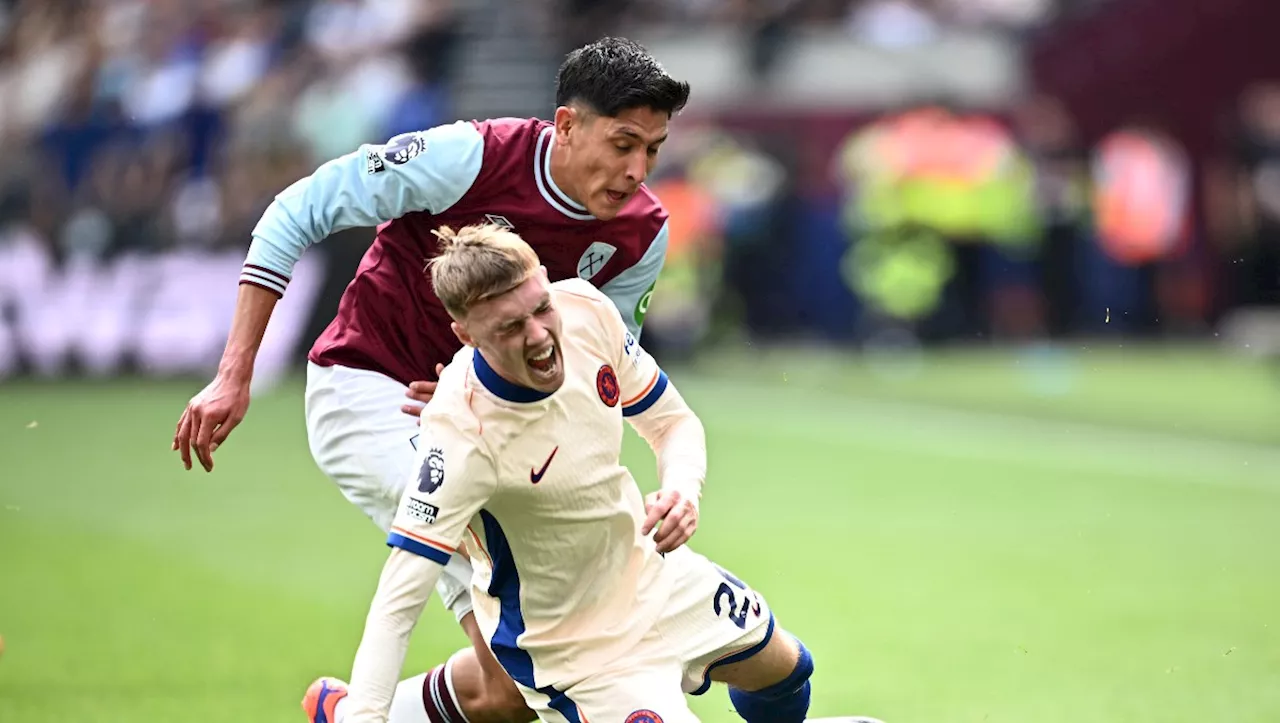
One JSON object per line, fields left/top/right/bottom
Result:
{"left": 219, "top": 283, "right": 279, "bottom": 376}
{"left": 172, "top": 284, "right": 277, "bottom": 471}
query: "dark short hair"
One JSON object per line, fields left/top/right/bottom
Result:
{"left": 555, "top": 37, "right": 691, "bottom": 118}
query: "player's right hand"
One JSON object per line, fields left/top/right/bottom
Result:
{"left": 642, "top": 489, "right": 699, "bottom": 553}
{"left": 401, "top": 364, "right": 446, "bottom": 420}
{"left": 173, "top": 373, "right": 251, "bottom": 472}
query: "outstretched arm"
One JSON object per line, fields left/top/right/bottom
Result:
{"left": 344, "top": 549, "right": 443, "bottom": 723}
{"left": 346, "top": 419, "right": 497, "bottom": 721}
{"left": 173, "top": 122, "right": 483, "bottom": 471}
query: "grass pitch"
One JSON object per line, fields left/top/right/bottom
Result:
{"left": 2, "top": 345, "right": 1278, "bottom": 722}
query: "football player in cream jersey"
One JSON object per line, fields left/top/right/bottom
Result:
{"left": 331, "top": 223, "right": 856, "bottom": 723}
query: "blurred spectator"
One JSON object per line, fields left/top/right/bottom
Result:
{"left": 0, "top": 0, "right": 457, "bottom": 268}
{"left": 1231, "top": 82, "right": 1280, "bottom": 307}
{"left": 1091, "top": 124, "right": 1190, "bottom": 268}
{"left": 198, "top": 3, "right": 278, "bottom": 110}
{"left": 936, "top": 0, "right": 1055, "bottom": 30}
{"left": 834, "top": 104, "right": 1039, "bottom": 340}
{"left": 846, "top": 0, "right": 940, "bottom": 48}
{"left": 0, "top": 0, "right": 1268, "bottom": 367}
{"left": 1010, "top": 94, "right": 1091, "bottom": 337}
{"left": 0, "top": 1, "right": 87, "bottom": 150}
{"left": 1081, "top": 121, "right": 1192, "bottom": 333}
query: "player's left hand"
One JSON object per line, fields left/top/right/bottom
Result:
{"left": 401, "top": 364, "right": 446, "bottom": 420}
{"left": 641, "top": 489, "right": 699, "bottom": 553}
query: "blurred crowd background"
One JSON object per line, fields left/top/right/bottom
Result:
{"left": 1, "top": 0, "right": 1279, "bottom": 379}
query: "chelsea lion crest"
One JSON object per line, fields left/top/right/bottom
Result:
{"left": 625, "top": 711, "right": 664, "bottom": 723}
{"left": 597, "top": 364, "right": 620, "bottom": 407}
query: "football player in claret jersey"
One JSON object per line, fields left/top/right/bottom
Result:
{"left": 172, "top": 38, "right": 690, "bottom": 723}
{"left": 331, "top": 223, "right": 819, "bottom": 723}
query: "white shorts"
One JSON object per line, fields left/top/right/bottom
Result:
{"left": 304, "top": 361, "right": 475, "bottom": 620}
{"left": 519, "top": 548, "right": 777, "bottom": 723}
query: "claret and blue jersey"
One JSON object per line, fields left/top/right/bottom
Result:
{"left": 240, "top": 118, "right": 671, "bottom": 386}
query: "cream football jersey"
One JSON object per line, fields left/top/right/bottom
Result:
{"left": 386, "top": 278, "right": 679, "bottom": 693}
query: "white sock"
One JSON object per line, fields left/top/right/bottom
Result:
{"left": 333, "top": 673, "right": 430, "bottom": 723}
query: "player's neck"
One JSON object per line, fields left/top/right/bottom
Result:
{"left": 473, "top": 349, "right": 551, "bottom": 403}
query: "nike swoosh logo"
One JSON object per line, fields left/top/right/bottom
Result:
{"left": 530, "top": 446, "right": 558, "bottom": 484}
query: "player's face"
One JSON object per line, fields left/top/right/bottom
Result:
{"left": 460, "top": 268, "right": 566, "bottom": 393}
{"left": 554, "top": 105, "right": 669, "bottom": 220}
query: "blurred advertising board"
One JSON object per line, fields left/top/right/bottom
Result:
{"left": 0, "top": 233, "right": 325, "bottom": 389}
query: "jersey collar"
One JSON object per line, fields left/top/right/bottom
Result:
{"left": 534, "top": 126, "right": 595, "bottom": 222}
{"left": 472, "top": 349, "right": 552, "bottom": 403}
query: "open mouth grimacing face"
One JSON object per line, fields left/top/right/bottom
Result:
{"left": 524, "top": 340, "right": 562, "bottom": 388}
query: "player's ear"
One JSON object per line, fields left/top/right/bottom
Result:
{"left": 553, "top": 106, "right": 576, "bottom": 143}
{"left": 451, "top": 320, "right": 473, "bottom": 348}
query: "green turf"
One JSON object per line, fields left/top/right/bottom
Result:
{"left": 2, "top": 346, "right": 1279, "bottom": 722}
